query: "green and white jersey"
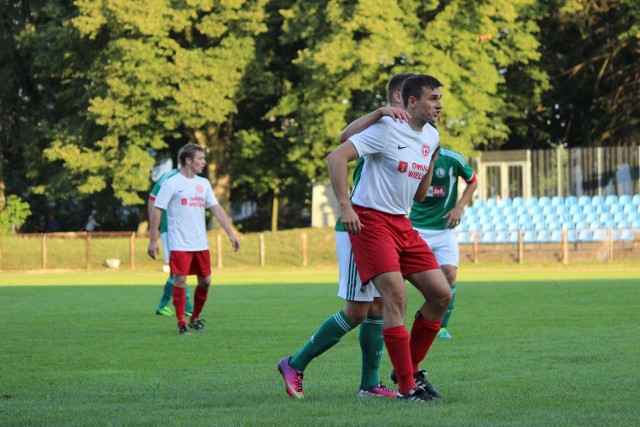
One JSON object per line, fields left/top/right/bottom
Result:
{"left": 149, "top": 168, "right": 179, "bottom": 234}
{"left": 409, "top": 149, "right": 476, "bottom": 230}
{"left": 334, "top": 158, "right": 365, "bottom": 232}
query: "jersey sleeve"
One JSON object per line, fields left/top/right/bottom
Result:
{"left": 348, "top": 120, "right": 390, "bottom": 157}
{"left": 153, "top": 179, "right": 173, "bottom": 210}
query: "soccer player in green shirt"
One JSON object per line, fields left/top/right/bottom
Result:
{"left": 149, "top": 167, "right": 193, "bottom": 317}
{"left": 409, "top": 148, "right": 477, "bottom": 338}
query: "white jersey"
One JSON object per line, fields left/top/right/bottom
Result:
{"left": 348, "top": 117, "right": 440, "bottom": 215}
{"left": 153, "top": 173, "right": 218, "bottom": 251}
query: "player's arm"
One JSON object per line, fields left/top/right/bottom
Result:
{"left": 210, "top": 205, "right": 240, "bottom": 252}
{"left": 339, "top": 107, "right": 411, "bottom": 143}
{"left": 444, "top": 175, "right": 478, "bottom": 228}
{"left": 327, "top": 140, "right": 361, "bottom": 234}
{"left": 147, "top": 207, "right": 163, "bottom": 259}
{"left": 414, "top": 146, "right": 441, "bottom": 201}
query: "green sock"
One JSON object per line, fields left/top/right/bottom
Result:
{"left": 441, "top": 285, "right": 456, "bottom": 328}
{"left": 184, "top": 286, "right": 193, "bottom": 313}
{"left": 289, "top": 310, "right": 355, "bottom": 371}
{"left": 157, "top": 276, "right": 174, "bottom": 310}
{"left": 359, "top": 315, "right": 384, "bottom": 390}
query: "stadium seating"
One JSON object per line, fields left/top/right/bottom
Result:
{"left": 458, "top": 194, "right": 639, "bottom": 243}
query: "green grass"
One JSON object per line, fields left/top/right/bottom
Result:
{"left": 1, "top": 267, "right": 639, "bottom": 426}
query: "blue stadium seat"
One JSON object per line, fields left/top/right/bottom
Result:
{"left": 565, "top": 195, "right": 578, "bottom": 206}
{"left": 478, "top": 214, "right": 491, "bottom": 225}
{"left": 584, "top": 212, "right": 598, "bottom": 223}
{"left": 554, "top": 205, "right": 567, "bottom": 215}
{"left": 605, "top": 195, "right": 618, "bottom": 206}
{"left": 473, "top": 198, "right": 485, "bottom": 208}
{"left": 523, "top": 230, "right": 536, "bottom": 242}
{"left": 476, "top": 206, "right": 490, "bottom": 216}
{"left": 534, "top": 222, "right": 547, "bottom": 231}
{"left": 507, "top": 222, "right": 521, "bottom": 231}
{"left": 498, "top": 197, "right": 512, "bottom": 207}
{"left": 589, "top": 221, "right": 604, "bottom": 230}
{"left": 549, "top": 230, "right": 563, "bottom": 242}
{"left": 628, "top": 212, "right": 639, "bottom": 223}
{"left": 632, "top": 220, "right": 640, "bottom": 230}
{"left": 507, "top": 230, "right": 520, "bottom": 243}
{"left": 541, "top": 205, "right": 554, "bottom": 216}
{"left": 512, "top": 197, "right": 524, "bottom": 207}
{"left": 457, "top": 231, "right": 473, "bottom": 243}
{"left": 609, "top": 204, "right": 622, "bottom": 214}
{"left": 494, "top": 222, "right": 507, "bottom": 231}
{"left": 567, "top": 229, "right": 579, "bottom": 242}
{"left": 591, "top": 229, "right": 608, "bottom": 241}
{"left": 502, "top": 206, "right": 515, "bottom": 216}
{"left": 486, "top": 198, "right": 498, "bottom": 208}
{"left": 575, "top": 220, "right": 589, "bottom": 230}
{"left": 538, "top": 196, "right": 551, "bottom": 207}
{"left": 466, "top": 222, "right": 480, "bottom": 231}
{"left": 480, "top": 231, "right": 495, "bottom": 243}
{"left": 577, "top": 229, "right": 593, "bottom": 241}
{"left": 536, "top": 230, "right": 550, "bottom": 242}
{"left": 599, "top": 213, "right": 612, "bottom": 224}
{"left": 618, "top": 194, "right": 632, "bottom": 205}
{"left": 515, "top": 205, "right": 528, "bottom": 216}
{"left": 495, "top": 231, "right": 509, "bottom": 243}
{"left": 622, "top": 204, "right": 635, "bottom": 214}
{"left": 568, "top": 205, "right": 582, "bottom": 215}
{"left": 551, "top": 196, "right": 564, "bottom": 207}
{"left": 617, "top": 220, "right": 630, "bottom": 230}
{"left": 578, "top": 195, "right": 591, "bottom": 206}
{"left": 591, "top": 195, "right": 604, "bottom": 206}
{"left": 525, "top": 197, "right": 538, "bottom": 207}
{"left": 481, "top": 222, "right": 493, "bottom": 231}
{"left": 633, "top": 194, "right": 640, "bottom": 205}
{"left": 548, "top": 221, "right": 561, "bottom": 231}
{"left": 489, "top": 206, "right": 502, "bottom": 217}
{"left": 582, "top": 204, "right": 595, "bottom": 214}
{"left": 617, "top": 229, "right": 635, "bottom": 241}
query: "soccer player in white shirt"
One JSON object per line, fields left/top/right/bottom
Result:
{"left": 148, "top": 143, "right": 240, "bottom": 334}
{"left": 327, "top": 74, "right": 452, "bottom": 402}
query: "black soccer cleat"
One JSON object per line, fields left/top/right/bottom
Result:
{"left": 188, "top": 318, "right": 206, "bottom": 332}
{"left": 396, "top": 385, "right": 434, "bottom": 402}
{"left": 391, "top": 369, "right": 442, "bottom": 398}
{"left": 178, "top": 325, "right": 191, "bottom": 335}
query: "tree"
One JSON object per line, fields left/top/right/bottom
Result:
{"left": 0, "top": 195, "right": 32, "bottom": 233}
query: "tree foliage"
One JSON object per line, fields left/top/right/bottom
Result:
{"left": 1, "top": 0, "right": 637, "bottom": 232}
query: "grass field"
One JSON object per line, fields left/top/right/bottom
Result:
{"left": 1, "top": 264, "right": 639, "bottom": 426}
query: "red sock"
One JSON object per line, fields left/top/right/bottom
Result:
{"left": 383, "top": 325, "right": 415, "bottom": 395}
{"left": 410, "top": 317, "right": 442, "bottom": 373}
{"left": 191, "top": 286, "right": 209, "bottom": 320}
{"left": 173, "top": 286, "right": 186, "bottom": 326}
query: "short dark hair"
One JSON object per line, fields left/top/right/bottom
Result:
{"left": 178, "top": 143, "right": 205, "bottom": 165}
{"left": 387, "top": 73, "right": 414, "bottom": 104}
{"left": 402, "top": 74, "right": 443, "bottom": 107}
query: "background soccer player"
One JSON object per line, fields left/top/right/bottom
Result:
{"left": 148, "top": 143, "right": 240, "bottom": 334}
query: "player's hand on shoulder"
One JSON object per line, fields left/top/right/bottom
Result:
{"left": 380, "top": 107, "right": 411, "bottom": 122}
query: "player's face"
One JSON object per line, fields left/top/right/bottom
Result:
{"left": 412, "top": 86, "right": 442, "bottom": 124}
{"left": 187, "top": 152, "right": 207, "bottom": 174}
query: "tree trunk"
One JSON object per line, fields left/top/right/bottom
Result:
{"left": 271, "top": 187, "right": 279, "bottom": 232}
{"left": 192, "top": 120, "right": 233, "bottom": 231}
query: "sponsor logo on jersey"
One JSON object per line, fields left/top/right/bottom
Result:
{"left": 435, "top": 167, "right": 446, "bottom": 178}
{"left": 431, "top": 186, "right": 445, "bottom": 197}
{"left": 181, "top": 198, "right": 187, "bottom": 205}
{"left": 196, "top": 185, "right": 204, "bottom": 193}
{"left": 421, "top": 144, "right": 431, "bottom": 157}
{"left": 398, "top": 161, "right": 408, "bottom": 173}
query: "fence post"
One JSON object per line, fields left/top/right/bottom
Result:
{"left": 85, "top": 232, "right": 91, "bottom": 269}
{"left": 473, "top": 230, "right": 479, "bottom": 263}
{"left": 561, "top": 229, "right": 568, "bottom": 264}
{"left": 41, "top": 233, "right": 47, "bottom": 269}
{"left": 518, "top": 230, "right": 523, "bottom": 264}
{"left": 301, "top": 233, "right": 308, "bottom": 267}
{"left": 217, "top": 234, "right": 223, "bottom": 269}
{"left": 608, "top": 228, "right": 614, "bottom": 263}
{"left": 259, "top": 233, "right": 265, "bottom": 267}
{"left": 129, "top": 232, "right": 136, "bottom": 269}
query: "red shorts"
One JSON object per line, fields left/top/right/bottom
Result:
{"left": 349, "top": 205, "right": 439, "bottom": 284}
{"left": 169, "top": 250, "right": 211, "bottom": 277}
